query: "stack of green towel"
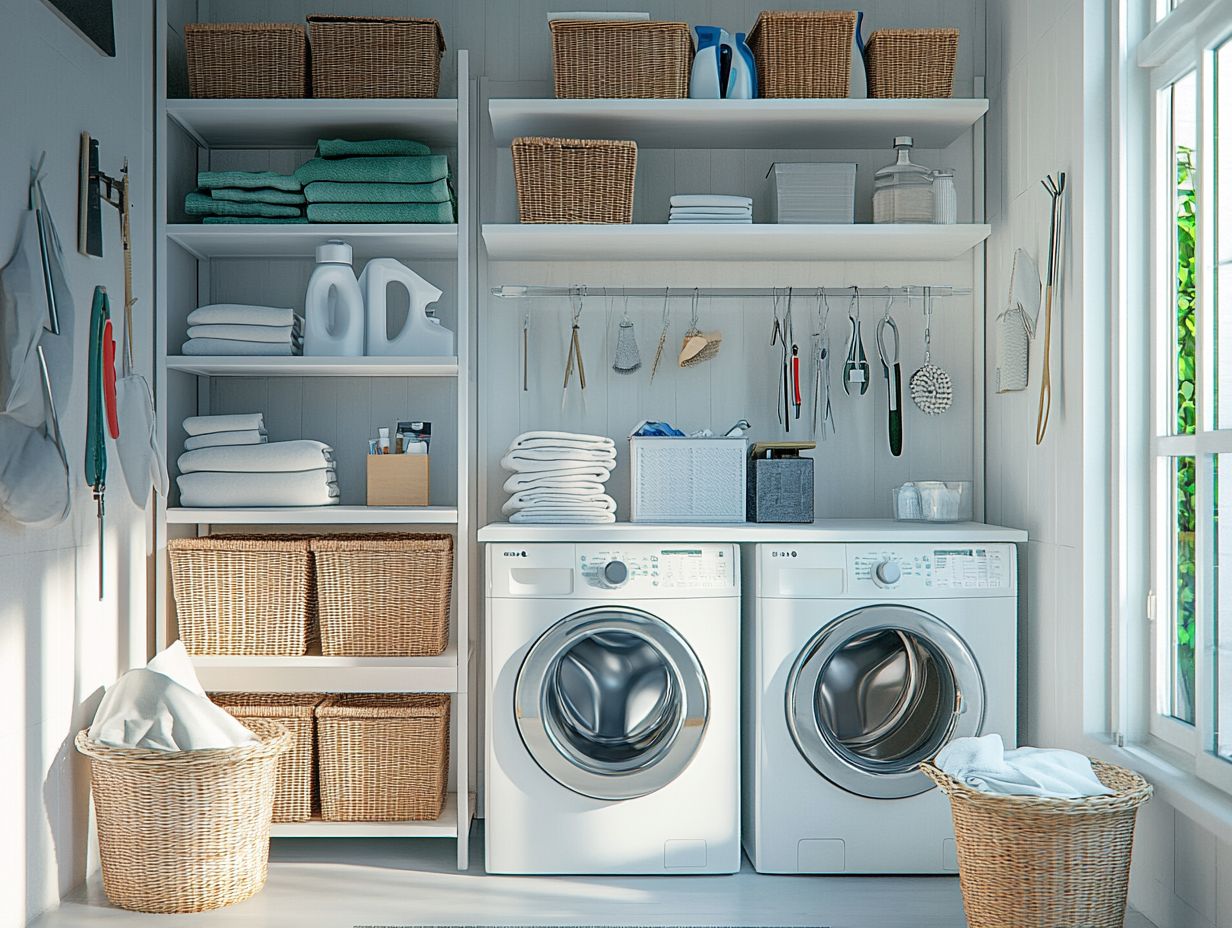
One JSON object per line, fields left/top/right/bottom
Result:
{"left": 186, "top": 171, "right": 307, "bottom": 224}
{"left": 294, "top": 139, "right": 456, "bottom": 224}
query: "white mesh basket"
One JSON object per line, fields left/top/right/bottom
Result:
{"left": 629, "top": 436, "right": 747, "bottom": 523}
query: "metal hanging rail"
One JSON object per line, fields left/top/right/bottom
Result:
{"left": 491, "top": 285, "right": 973, "bottom": 299}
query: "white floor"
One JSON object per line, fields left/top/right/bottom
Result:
{"left": 31, "top": 827, "right": 1160, "bottom": 928}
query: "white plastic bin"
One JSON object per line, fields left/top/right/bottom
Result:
{"left": 629, "top": 436, "right": 747, "bottom": 522}
{"left": 770, "top": 162, "right": 857, "bottom": 223}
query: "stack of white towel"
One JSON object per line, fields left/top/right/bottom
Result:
{"left": 669, "top": 194, "right": 753, "bottom": 225}
{"left": 176, "top": 413, "right": 339, "bottom": 508}
{"left": 182, "top": 304, "right": 304, "bottom": 357}
{"left": 501, "top": 431, "right": 617, "bottom": 524}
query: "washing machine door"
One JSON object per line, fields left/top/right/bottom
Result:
{"left": 787, "top": 604, "right": 984, "bottom": 799}
{"left": 515, "top": 606, "right": 709, "bottom": 801}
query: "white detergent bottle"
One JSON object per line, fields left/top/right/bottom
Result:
{"left": 304, "top": 240, "right": 364, "bottom": 356}
{"left": 358, "top": 258, "right": 453, "bottom": 357}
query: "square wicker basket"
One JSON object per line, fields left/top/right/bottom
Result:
{"left": 185, "top": 22, "right": 307, "bottom": 99}
{"left": 316, "top": 694, "right": 450, "bottom": 822}
{"left": 747, "top": 10, "right": 856, "bottom": 98}
{"left": 865, "top": 29, "right": 959, "bottom": 98}
{"left": 512, "top": 137, "right": 637, "bottom": 224}
{"left": 210, "top": 693, "right": 325, "bottom": 823}
{"left": 550, "top": 20, "right": 692, "bottom": 98}
{"left": 307, "top": 15, "right": 445, "bottom": 98}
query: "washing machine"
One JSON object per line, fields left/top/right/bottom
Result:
{"left": 485, "top": 542, "right": 741, "bottom": 875}
{"left": 742, "top": 541, "right": 1018, "bottom": 874}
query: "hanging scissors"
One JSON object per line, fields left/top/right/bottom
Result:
{"left": 842, "top": 286, "right": 870, "bottom": 396}
{"left": 876, "top": 295, "right": 903, "bottom": 456}
{"left": 812, "top": 290, "right": 835, "bottom": 439}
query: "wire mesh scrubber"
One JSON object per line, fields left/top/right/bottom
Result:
{"left": 612, "top": 292, "right": 642, "bottom": 375}
{"left": 910, "top": 287, "right": 952, "bottom": 414}
{"left": 679, "top": 290, "right": 721, "bottom": 367}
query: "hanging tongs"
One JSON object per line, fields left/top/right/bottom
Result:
{"left": 877, "top": 296, "right": 903, "bottom": 456}
{"left": 812, "top": 290, "right": 835, "bottom": 440}
{"left": 770, "top": 288, "right": 795, "bottom": 431}
{"left": 1036, "top": 173, "right": 1066, "bottom": 445}
{"left": 562, "top": 286, "right": 587, "bottom": 410}
{"left": 843, "top": 286, "right": 870, "bottom": 395}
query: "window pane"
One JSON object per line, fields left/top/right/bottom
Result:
{"left": 1173, "top": 455, "right": 1198, "bottom": 724}
{"left": 1218, "top": 42, "right": 1232, "bottom": 426}
{"left": 1219, "top": 456, "right": 1232, "bottom": 759}
{"left": 1173, "top": 72, "right": 1198, "bottom": 437}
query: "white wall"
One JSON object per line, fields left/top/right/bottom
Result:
{"left": 0, "top": 3, "right": 154, "bottom": 927}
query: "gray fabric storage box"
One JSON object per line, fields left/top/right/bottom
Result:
{"left": 747, "top": 456, "right": 814, "bottom": 523}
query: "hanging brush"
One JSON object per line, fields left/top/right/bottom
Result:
{"left": 612, "top": 289, "right": 642, "bottom": 375}
{"left": 679, "top": 289, "right": 722, "bottom": 367}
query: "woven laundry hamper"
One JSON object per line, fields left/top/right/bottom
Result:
{"left": 747, "top": 10, "right": 857, "bottom": 98}
{"left": 307, "top": 15, "right": 445, "bottom": 98}
{"left": 549, "top": 20, "right": 692, "bottom": 98}
{"left": 921, "top": 759, "right": 1153, "bottom": 928}
{"left": 185, "top": 23, "right": 307, "bottom": 98}
{"left": 865, "top": 29, "right": 959, "bottom": 98}
{"left": 75, "top": 720, "right": 291, "bottom": 914}
{"left": 512, "top": 137, "right": 637, "bottom": 223}
{"left": 210, "top": 693, "right": 325, "bottom": 822}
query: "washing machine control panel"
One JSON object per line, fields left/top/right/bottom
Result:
{"left": 578, "top": 545, "right": 735, "bottom": 594}
{"left": 847, "top": 544, "right": 1014, "bottom": 595}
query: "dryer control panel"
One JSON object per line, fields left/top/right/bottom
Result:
{"left": 489, "top": 543, "right": 738, "bottom": 599}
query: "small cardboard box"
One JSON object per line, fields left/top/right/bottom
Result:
{"left": 366, "top": 454, "right": 429, "bottom": 506}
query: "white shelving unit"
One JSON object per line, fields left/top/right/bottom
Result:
{"left": 154, "top": 16, "right": 475, "bottom": 863}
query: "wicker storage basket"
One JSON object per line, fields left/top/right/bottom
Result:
{"left": 550, "top": 20, "right": 692, "bottom": 98}
{"left": 311, "top": 533, "right": 453, "bottom": 656}
{"left": 210, "top": 693, "right": 325, "bottom": 822}
{"left": 75, "top": 720, "right": 291, "bottom": 913}
{"left": 185, "top": 23, "right": 307, "bottom": 99}
{"left": 747, "top": 11, "right": 856, "bottom": 98}
{"left": 307, "top": 15, "right": 445, "bottom": 99}
{"left": 512, "top": 137, "right": 637, "bottom": 223}
{"left": 865, "top": 29, "right": 959, "bottom": 99}
{"left": 921, "top": 759, "right": 1153, "bottom": 928}
{"left": 169, "top": 535, "right": 314, "bottom": 656}
{"left": 316, "top": 694, "right": 450, "bottom": 821}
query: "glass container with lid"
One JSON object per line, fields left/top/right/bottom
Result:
{"left": 873, "top": 136, "right": 935, "bottom": 224}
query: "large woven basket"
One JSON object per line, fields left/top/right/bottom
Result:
{"left": 316, "top": 694, "right": 450, "bottom": 821}
{"left": 75, "top": 720, "right": 291, "bottom": 913}
{"left": 865, "top": 29, "right": 959, "bottom": 99}
{"left": 550, "top": 20, "right": 692, "bottom": 98}
{"left": 921, "top": 759, "right": 1153, "bottom": 928}
{"left": 311, "top": 533, "right": 452, "bottom": 656}
{"left": 210, "top": 693, "right": 324, "bottom": 822}
{"left": 307, "top": 15, "right": 444, "bottom": 99}
{"left": 747, "top": 11, "right": 856, "bottom": 98}
{"left": 169, "top": 535, "right": 314, "bottom": 656}
{"left": 185, "top": 23, "right": 307, "bottom": 99}
{"left": 512, "top": 137, "right": 637, "bottom": 223}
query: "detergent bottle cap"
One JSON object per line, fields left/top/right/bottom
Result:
{"left": 315, "top": 240, "right": 353, "bottom": 265}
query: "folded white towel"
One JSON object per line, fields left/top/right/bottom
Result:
{"left": 186, "top": 323, "right": 302, "bottom": 343}
{"left": 508, "top": 485, "right": 613, "bottom": 503}
{"left": 183, "top": 428, "right": 267, "bottom": 451}
{"left": 668, "top": 218, "right": 754, "bottom": 224}
{"left": 509, "top": 509, "right": 616, "bottom": 524}
{"left": 511, "top": 430, "right": 616, "bottom": 452}
{"left": 502, "top": 458, "right": 615, "bottom": 477}
{"left": 188, "top": 304, "right": 297, "bottom": 327}
{"left": 935, "top": 734, "right": 1114, "bottom": 799}
{"left": 183, "top": 413, "right": 266, "bottom": 436}
{"left": 177, "top": 469, "right": 339, "bottom": 508}
{"left": 182, "top": 337, "right": 299, "bottom": 356}
{"left": 670, "top": 207, "right": 753, "bottom": 216}
{"left": 178, "top": 440, "right": 334, "bottom": 474}
{"left": 502, "top": 447, "right": 617, "bottom": 468}
{"left": 670, "top": 194, "right": 753, "bottom": 208}
{"left": 502, "top": 493, "right": 617, "bottom": 516}
{"left": 503, "top": 468, "right": 612, "bottom": 492}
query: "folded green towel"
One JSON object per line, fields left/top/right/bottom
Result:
{"left": 202, "top": 217, "right": 310, "bottom": 224}
{"left": 316, "top": 138, "right": 431, "bottom": 159}
{"left": 196, "top": 170, "right": 303, "bottom": 193}
{"left": 294, "top": 155, "right": 449, "bottom": 186}
{"left": 210, "top": 188, "right": 307, "bottom": 206}
{"left": 306, "top": 202, "right": 455, "bottom": 224}
{"left": 304, "top": 179, "right": 451, "bottom": 204}
{"left": 185, "top": 192, "right": 303, "bottom": 219}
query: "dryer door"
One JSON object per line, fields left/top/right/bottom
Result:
{"left": 787, "top": 604, "right": 984, "bottom": 799}
{"left": 515, "top": 606, "right": 709, "bottom": 800}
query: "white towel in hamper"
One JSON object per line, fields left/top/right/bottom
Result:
{"left": 187, "top": 303, "right": 297, "bottom": 327}
{"left": 182, "top": 428, "right": 267, "bottom": 451}
{"left": 177, "top": 468, "right": 339, "bottom": 508}
{"left": 183, "top": 412, "right": 266, "bottom": 436}
{"left": 178, "top": 440, "right": 334, "bottom": 474}
{"left": 935, "top": 734, "right": 1114, "bottom": 799}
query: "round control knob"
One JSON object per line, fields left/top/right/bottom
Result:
{"left": 603, "top": 560, "right": 629, "bottom": 586}
{"left": 874, "top": 560, "right": 902, "bottom": 587}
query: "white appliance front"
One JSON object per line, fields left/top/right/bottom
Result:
{"left": 486, "top": 542, "right": 741, "bottom": 875}
{"left": 742, "top": 542, "right": 1018, "bottom": 874}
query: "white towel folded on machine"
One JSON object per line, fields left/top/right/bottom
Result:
{"left": 183, "top": 413, "right": 266, "bottom": 436}
{"left": 183, "top": 428, "right": 267, "bottom": 451}
{"left": 188, "top": 303, "right": 297, "bottom": 327}
{"left": 669, "top": 194, "right": 753, "bottom": 208}
{"left": 500, "top": 430, "right": 618, "bottom": 523}
{"left": 176, "top": 468, "right": 339, "bottom": 508}
{"left": 934, "top": 734, "right": 1114, "bottom": 799}
{"left": 177, "top": 440, "right": 334, "bottom": 474}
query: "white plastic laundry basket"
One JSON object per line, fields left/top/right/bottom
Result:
{"left": 629, "top": 436, "right": 747, "bottom": 522}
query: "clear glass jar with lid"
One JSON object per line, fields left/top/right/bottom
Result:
{"left": 872, "top": 136, "right": 934, "bottom": 224}
{"left": 932, "top": 169, "right": 957, "bottom": 224}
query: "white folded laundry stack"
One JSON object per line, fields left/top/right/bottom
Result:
{"left": 669, "top": 194, "right": 753, "bottom": 225}
{"left": 182, "top": 304, "right": 303, "bottom": 356}
{"left": 501, "top": 430, "right": 617, "bottom": 523}
{"left": 177, "top": 414, "right": 339, "bottom": 507}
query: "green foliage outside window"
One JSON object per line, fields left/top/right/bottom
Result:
{"left": 1175, "top": 146, "right": 1196, "bottom": 722}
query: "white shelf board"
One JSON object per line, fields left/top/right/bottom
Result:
{"left": 482, "top": 223, "right": 991, "bottom": 262}
{"left": 168, "top": 224, "right": 458, "bottom": 260}
{"left": 270, "top": 794, "right": 466, "bottom": 839}
{"left": 193, "top": 648, "right": 459, "bottom": 694}
{"left": 489, "top": 97, "right": 988, "bottom": 149}
{"left": 167, "top": 356, "right": 459, "bottom": 378}
{"left": 166, "top": 505, "right": 458, "bottom": 525}
{"left": 167, "top": 98, "right": 459, "bottom": 150}
{"left": 478, "top": 520, "right": 1028, "bottom": 544}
